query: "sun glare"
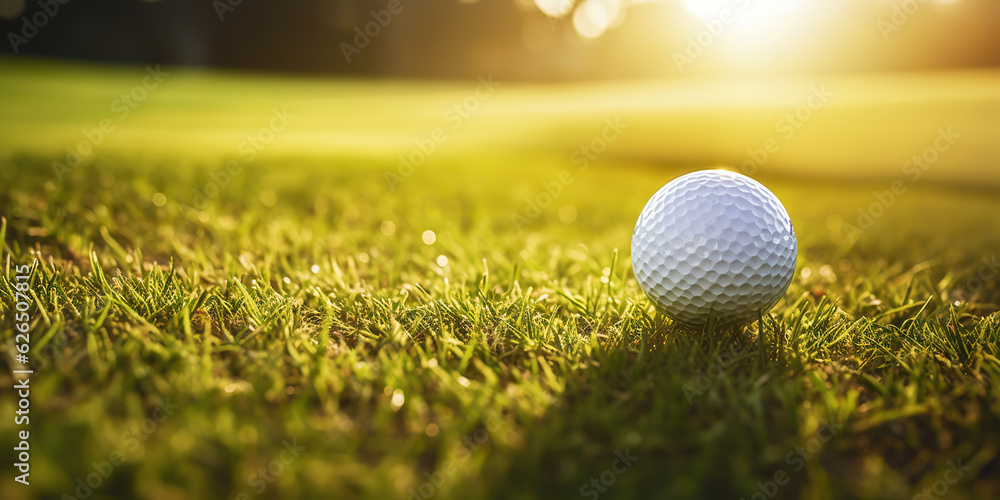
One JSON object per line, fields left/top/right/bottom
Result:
{"left": 680, "top": 0, "right": 801, "bottom": 26}
{"left": 673, "top": 0, "right": 810, "bottom": 64}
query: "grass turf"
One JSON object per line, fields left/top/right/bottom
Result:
{"left": 1, "top": 64, "right": 1000, "bottom": 500}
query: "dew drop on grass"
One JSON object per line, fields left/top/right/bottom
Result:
{"left": 380, "top": 220, "right": 396, "bottom": 236}
{"left": 422, "top": 230, "right": 436, "bottom": 245}
{"left": 436, "top": 255, "right": 448, "bottom": 267}
{"left": 819, "top": 265, "right": 835, "bottom": 281}
{"left": 390, "top": 389, "right": 405, "bottom": 410}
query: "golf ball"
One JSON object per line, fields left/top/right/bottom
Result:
{"left": 631, "top": 170, "right": 797, "bottom": 324}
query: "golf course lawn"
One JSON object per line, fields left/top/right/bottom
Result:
{"left": 1, "top": 59, "right": 999, "bottom": 499}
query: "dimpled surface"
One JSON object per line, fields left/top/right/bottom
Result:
{"left": 631, "top": 170, "right": 797, "bottom": 325}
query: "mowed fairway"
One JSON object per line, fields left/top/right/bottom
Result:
{"left": 1, "top": 59, "right": 999, "bottom": 499}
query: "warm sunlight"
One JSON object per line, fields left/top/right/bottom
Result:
{"left": 678, "top": 0, "right": 804, "bottom": 45}
{"left": 679, "top": 0, "right": 801, "bottom": 24}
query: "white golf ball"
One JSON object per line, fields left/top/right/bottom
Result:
{"left": 631, "top": 170, "right": 797, "bottom": 324}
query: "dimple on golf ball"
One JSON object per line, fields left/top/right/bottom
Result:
{"left": 631, "top": 169, "right": 797, "bottom": 325}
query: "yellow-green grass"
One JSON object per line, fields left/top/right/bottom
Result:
{"left": 2, "top": 57, "right": 999, "bottom": 186}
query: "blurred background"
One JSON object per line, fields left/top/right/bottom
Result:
{"left": 1, "top": 0, "right": 998, "bottom": 79}
{"left": 0, "top": 0, "right": 998, "bottom": 184}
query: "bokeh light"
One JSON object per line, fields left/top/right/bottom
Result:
{"left": 572, "top": 0, "right": 622, "bottom": 39}
{"left": 534, "top": 0, "right": 573, "bottom": 18}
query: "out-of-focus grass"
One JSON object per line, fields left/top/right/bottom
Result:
{"left": 1, "top": 57, "right": 999, "bottom": 185}
{"left": 1, "top": 61, "right": 999, "bottom": 500}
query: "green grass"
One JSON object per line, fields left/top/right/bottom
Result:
{"left": 3, "top": 57, "right": 1000, "bottom": 185}
{"left": 1, "top": 62, "right": 1000, "bottom": 500}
